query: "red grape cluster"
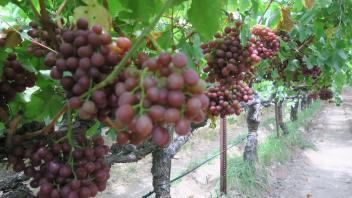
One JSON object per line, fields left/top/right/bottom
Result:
{"left": 27, "top": 21, "right": 61, "bottom": 57}
{"left": 43, "top": 18, "right": 132, "bottom": 120}
{"left": 115, "top": 52, "right": 209, "bottom": 146}
{"left": 308, "top": 92, "right": 319, "bottom": 100}
{"left": 319, "top": 89, "right": 333, "bottom": 100}
{"left": 249, "top": 26, "right": 280, "bottom": 60}
{"left": 7, "top": 133, "right": 110, "bottom": 198}
{"left": 206, "top": 81, "right": 253, "bottom": 117}
{"left": 0, "top": 53, "right": 36, "bottom": 103}
{"left": 301, "top": 65, "right": 321, "bottom": 80}
{"left": 201, "top": 24, "right": 280, "bottom": 84}
{"left": 201, "top": 23, "right": 255, "bottom": 84}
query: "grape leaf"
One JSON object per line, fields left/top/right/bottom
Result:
{"left": 0, "top": 122, "right": 4, "bottom": 137}
{"left": 118, "top": 0, "right": 162, "bottom": 22}
{"left": 86, "top": 121, "right": 100, "bottom": 138}
{"left": 188, "top": 0, "right": 224, "bottom": 41}
{"left": 73, "top": 0, "right": 112, "bottom": 31}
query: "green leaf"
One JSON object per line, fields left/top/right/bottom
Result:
{"left": 335, "top": 72, "right": 346, "bottom": 91}
{"left": 158, "top": 29, "right": 172, "bottom": 50}
{"left": 108, "top": 0, "right": 124, "bottom": 18}
{"left": 293, "top": 0, "right": 304, "bottom": 11}
{"left": 188, "top": 0, "right": 224, "bottom": 41}
{"left": 287, "top": 59, "right": 299, "bottom": 71}
{"left": 119, "top": 0, "right": 162, "bottom": 22}
{"left": 24, "top": 95, "right": 45, "bottom": 119}
{"left": 24, "top": 87, "right": 65, "bottom": 121}
{"left": 106, "top": 128, "right": 117, "bottom": 140}
{"left": 86, "top": 121, "right": 100, "bottom": 137}
{"left": 240, "top": 20, "right": 250, "bottom": 46}
{"left": 239, "top": 0, "right": 251, "bottom": 11}
{"left": 267, "top": 3, "right": 281, "bottom": 28}
{"left": 0, "top": 122, "right": 5, "bottom": 137}
{"left": 271, "top": 69, "right": 279, "bottom": 78}
{"left": 337, "top": 50, "right": 347, "bottom": 60}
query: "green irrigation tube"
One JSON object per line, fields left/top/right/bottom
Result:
{"left": 142, "top": 135, "right": 246, "bottom": 198}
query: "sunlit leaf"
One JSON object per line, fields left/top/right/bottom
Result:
{"left": 276, "top": 7, "right": 294, "bottom": 32}
{"left": 188, "top": 0, "right": 224, "bottom": 41}
{"left": 73, "top": 0, "right": 112, "bottom": 31}
{"left": 303, "top": 0, "right": 315, "bottom": 9}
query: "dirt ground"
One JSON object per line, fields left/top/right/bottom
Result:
{"left": 98, "top": 107, "right": 275, "bottom": 198}
{"left": 267, "top": 88, "right": 352, "bottom": 198}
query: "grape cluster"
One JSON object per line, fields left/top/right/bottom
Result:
{"left": 0, "top": 53, "right": 36, "bottom": 103}
{"left": 207, "top": 81, "right": 253, "bottom": 117}
{"left": 201, "top": 24, "right": 280, "bottom": 84}
{"left": 308, "top": 92, "right": 319, "bottom": 100}
{"left": 201, "top": 23, "right": 255, "bottom": 84}
{"left": 27, "top": 21, "right": 62, "bottom": 57}
{"left": 115, "top": 52, "right": 209, "bottom": 146}
{"left": 319, "top": 89, "right": 333, "bottom": 100}
{"left": 7, "top": 133, "right": 110, "bottom": 198}
{"left": 301, "top": 65, "right": 321, "bottom": 80}
{"left": 43, "top": 18, "right": 132, "bottom": 121}
{"left": 249, "top": 26, "right": 280, "bottom": 60}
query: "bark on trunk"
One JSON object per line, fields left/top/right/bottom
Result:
{"left": 301, "top": 94, "right": 307, "bottom": 110}
{"left": 151, "top": 148, "right": 172, "bottom": 198}
{"left": 290, "top": 98, "right": 299, "bottom": 121}
{"left": 243, "top": 94, "right": 262, "bottom": 163}
{"left": 277, "top": 99, "right": 289, "bottom": 135}
{"left": 0, "top": 173, "right": 31, "bottom": 198}
{"left": 307, "top": 96, "right": 312, "bottom": 107}
{"left": 149, "top": 121, "right": 207, "bottom": 198}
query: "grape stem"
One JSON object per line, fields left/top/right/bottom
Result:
{"left": 148, "top": 34, "right": 163, "bottom": 52}
{"left": 258, "top": 0, "right": 274, "bottom": 25}
{"left": 104, "top": 117, "right": 122, "bottom": 133}
{"left": 0, "top": 19, "right": 59, "bottom": 54}
{"left": 65, "top": 109, "right": 78, "bottom": 179}
{"left": 84, "top": 0, "right": 176, "bottom": 95}
{"left": 138, "top": 69, "right": 149, "bottom": 116}
{"left": 55, "top": 0, "right": 68, "bottom": 28}
{"left": 5, "top": 115, "right": 22, "bottom": 147}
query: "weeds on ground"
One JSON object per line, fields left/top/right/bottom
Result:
{"left": 226, "top": 101, "right": 321, "bottom": 197}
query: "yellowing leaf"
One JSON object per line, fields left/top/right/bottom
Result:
{"left": 2, "top": 28, "right": 22, "bottom": 48}
{"left": 303, "top": 0, "right": 314, "bottom": 9}
{"left": 151, "top": 31, "right": 163, "bottom": 40}
{"left": 325, "top": 27, "right": 336, "bottom": 39}
{"left": 276, "top": 7, "right": 294, "bottom": 32}
{"left": 73, "top": 0, "right": 112, "bottom": 31}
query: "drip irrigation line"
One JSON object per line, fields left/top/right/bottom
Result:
{"left": 142, "top": 136, "right": 247, "bottom": 198}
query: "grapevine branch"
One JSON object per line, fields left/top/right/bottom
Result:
{"left": 23, "top": 105, "right": 68, "bottom": 139}
{"left": 0, "top": 106, "right": 9, "bottom": 123}
{"left": 5, "top": 115, "right": 22, "bottom": 146}
{"left": 37, "top": 0, "right": 59, "bottom": 49}
{"left": 258, "top": 0, "right": 274, "bottom": 24}
{"left": 86, "top": 0, "right": 176, "bottom": 94}
{"left": 55, "top": 0, "right": 68, "bottom": 28}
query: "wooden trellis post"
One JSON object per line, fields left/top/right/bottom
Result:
{"left": 220, "top": 117, "right": 227, "bottom": 195}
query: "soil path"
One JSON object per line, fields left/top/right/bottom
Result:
{"left": 269, "top": 88, "right": 352, "bottom": 198}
